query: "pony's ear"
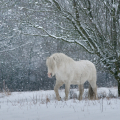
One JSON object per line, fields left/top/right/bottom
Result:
{"left": 46, "top": 57, "right": 49, "bottom": 61}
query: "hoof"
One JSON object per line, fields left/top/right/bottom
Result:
{"left": 65, "top": 97, "right": 68, "bottom": 101}
{"left": 56, "top": 97, "right": 61, "bottom": 101}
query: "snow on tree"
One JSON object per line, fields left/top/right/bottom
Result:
{"left": 21, "top": 0, "right": 120, "bottom": 96}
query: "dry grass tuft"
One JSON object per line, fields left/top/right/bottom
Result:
{"left": 46, "top": 96, "right": 50, "bottom": 104}
{"left": 0, "top": 80, "right": 11, "bottom": 97}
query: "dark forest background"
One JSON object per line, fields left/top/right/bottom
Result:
{"left": 0, "top": 0, "right": 119, "bottom": 92}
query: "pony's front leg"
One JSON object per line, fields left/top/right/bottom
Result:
{"left": 54, "top": 82, "right": 63, "bottom": 101}
{"left": 78, "top": 84, "right": 84, "bottom": 100}
{"left": 65, "top": 83, "right": 70, "bottom": 100}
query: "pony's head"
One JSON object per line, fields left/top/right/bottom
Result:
{"left": 46, "top": 53, "right": 72, "bottom": 78}
{"left": 46, "top": 56, "right": 57, "bottom": 78}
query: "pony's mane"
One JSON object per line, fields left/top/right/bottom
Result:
{"left": 50, "top": 53, "right": 74, "bottom": 67}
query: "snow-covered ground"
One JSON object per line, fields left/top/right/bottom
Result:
{"left": 0, "top": 87, "right": 120, "bottom": 120}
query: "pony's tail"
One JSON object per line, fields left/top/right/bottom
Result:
{"left": 88, "top": 84, "right": 94, "bottom": 100}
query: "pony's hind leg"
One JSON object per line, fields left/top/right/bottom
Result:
{"left": 54, "top": 81, "right": 63, "bottom": 101}
{"left": 88, "top": 80, "right": 98, "bottom": 100}
{"left": 92, "top": 87, "right": 98, "bottom": 100}
{"left": 78, "top": 84, "right": 84, "bottom": 100}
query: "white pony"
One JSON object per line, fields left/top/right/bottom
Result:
{"left": 46, "top": 53, "right": 97, "bottom": 101}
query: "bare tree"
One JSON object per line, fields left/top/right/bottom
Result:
{"left": 21, "top": 0, "right": 120, "bottom": 96}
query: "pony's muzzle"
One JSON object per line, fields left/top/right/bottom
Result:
{"left": 48, "top": 73, "right": 52, "bottom": 78}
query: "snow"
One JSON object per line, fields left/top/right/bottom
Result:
{"left": 0, "top": 87, "right": 120, "bottom": 120}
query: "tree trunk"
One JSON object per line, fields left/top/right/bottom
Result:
{"left": 118, "top": 80, "right": 120, "bottom": 97}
